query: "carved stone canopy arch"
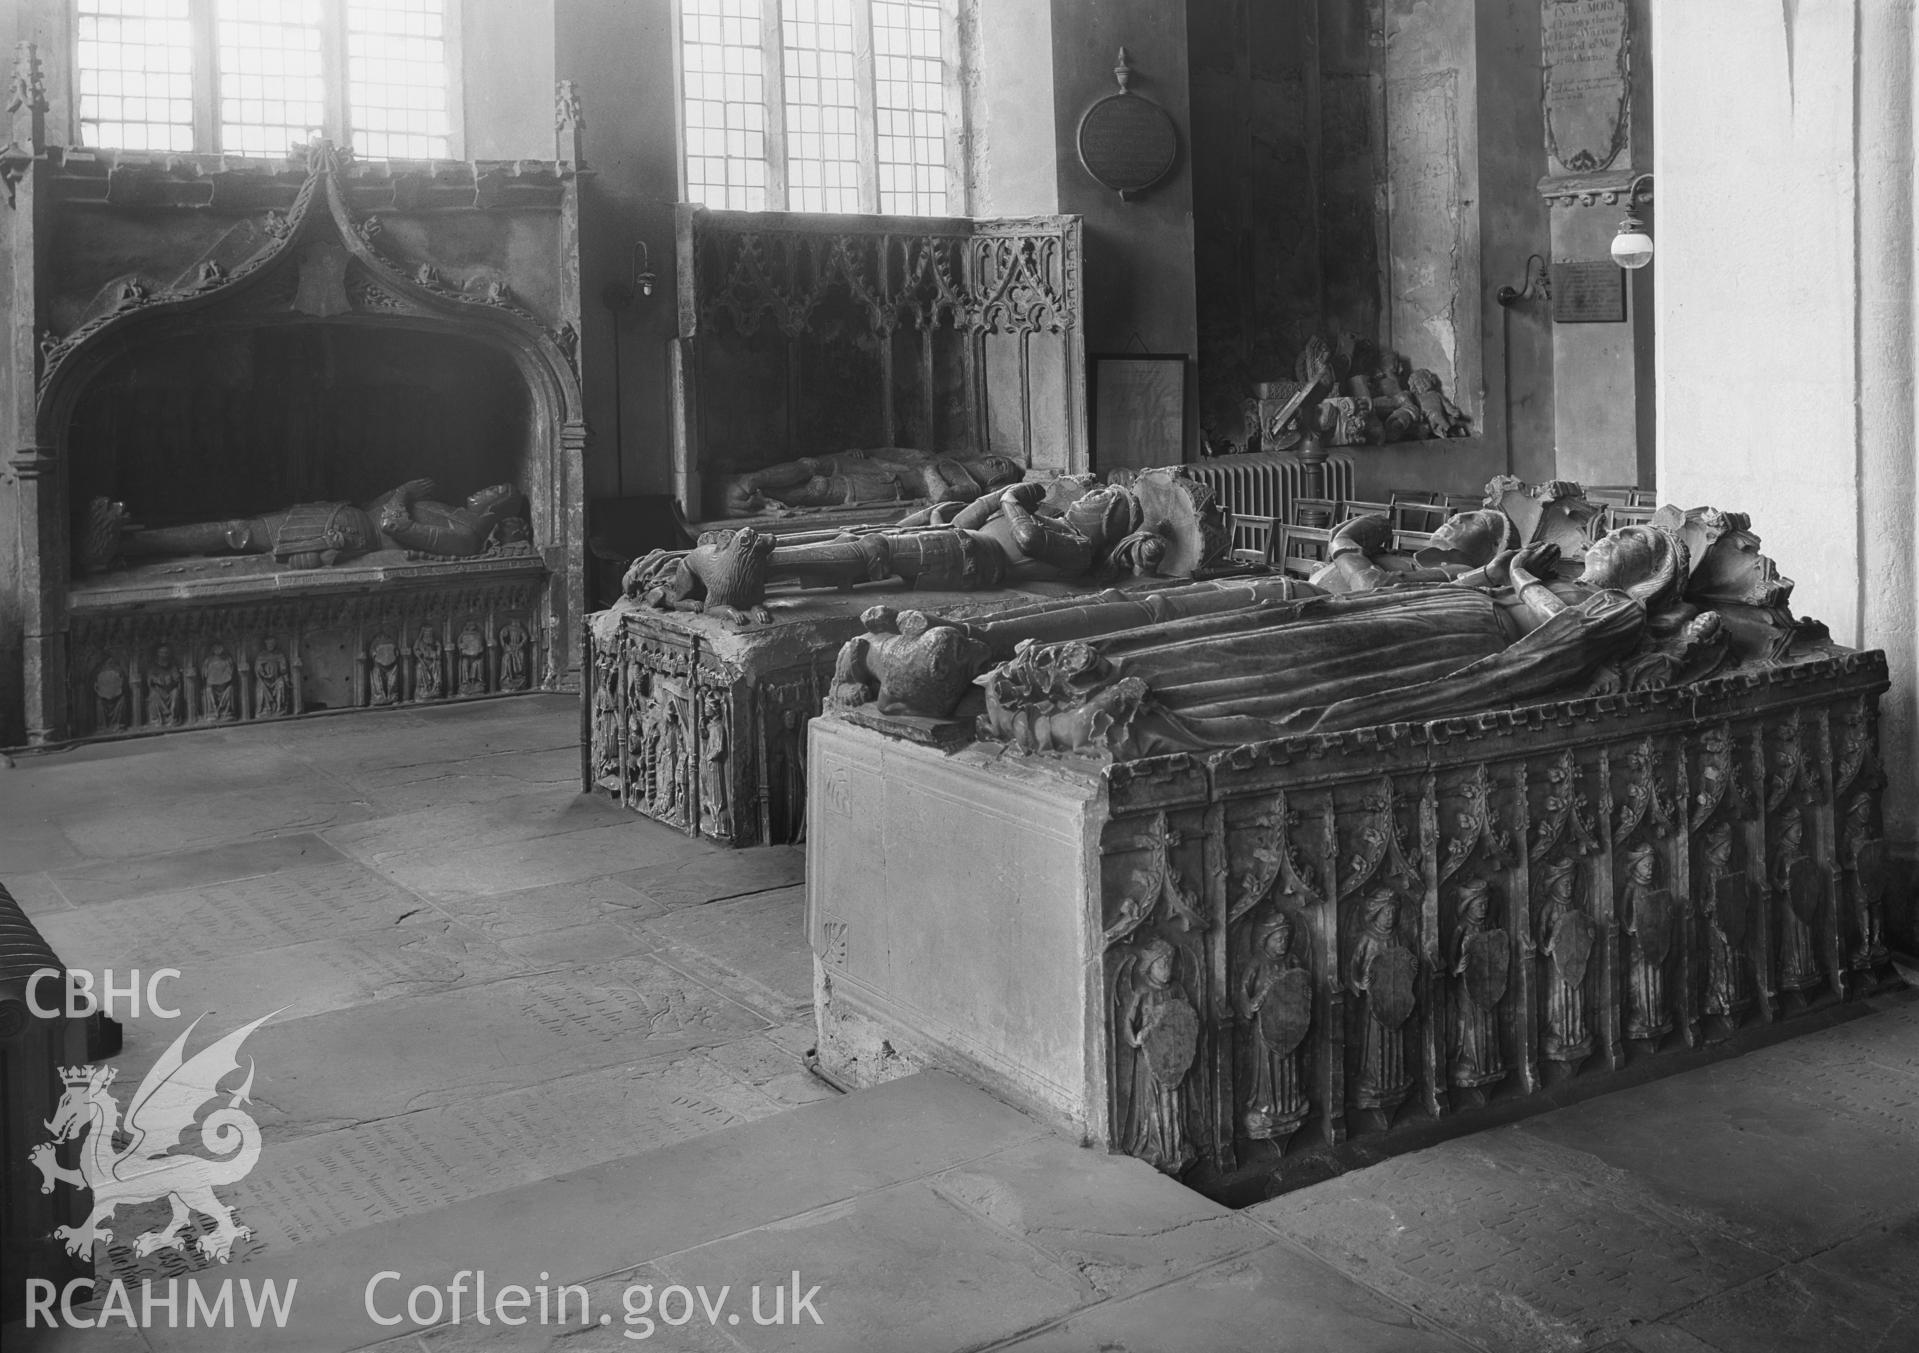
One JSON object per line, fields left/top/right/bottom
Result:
{"left": 8, "top": 137, "right": 586, "bottom": 744}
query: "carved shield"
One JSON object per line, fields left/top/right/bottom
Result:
{"left": 1633, "top": 889, "right": 1675, "bottom": 966}
{"left": 1367, "top": 945, "right": 1419, "bottom": 1029}
{"left": 1258, "top": 968, "right": 1315, "bottom": 1055}
{"left": 1462, "top": 929, "right": 1511, "bottom": 1010}
{"left": 1144, "top": 999, "right": 1200, "bottom": 1084}
{"left": 1787, "top": 857, "right": 1825, "bottom": 926}
{"left": 1550, "top": 911, "right": 1597, "bottom": 988}
{"left": 1854, "top": 839, "right": 1888, "bottom": 906}
{"left": 1712, "top": 872, "right": 1753, "bottom": 946}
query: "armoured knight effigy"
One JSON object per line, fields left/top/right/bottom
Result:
{"left": 807, "top": 479, "right": 1899, "bottom": 1197}
{"left": 587, "top": 469, "right": 1236, "bottom": 844}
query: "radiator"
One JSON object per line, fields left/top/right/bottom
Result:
{"left": 1185, "top": 452, "right": 1356, "bottom": 533}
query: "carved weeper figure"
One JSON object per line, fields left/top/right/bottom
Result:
{"left": 1842, "top": 792, "right": 1890, "bottom": 969}
{"left": 368, "top": 634, "right": 401, "bottom": 706}
{"left": 147, "top": 644, "right": 187, "bottom": 727}
{"left": 255, "top": 637, "right": 293, "bottom": 717}
{"left": 457, "top": 622, "right": 488, "bottom": 696}
{"left": 499, "top": 620, "right": 532, "bottom": 692}
{"left": 1537, "top": 856, "right": 1595, "bottom": 1066}
{"left": 101, "top": 481, "right": 529, "bottom": 572}
{"left": 1236, "top": 913, "right": 1312, "bottom": 1144}
{"left": 1699, "top": 822, "right": 1756, "bottom": 1020}
{"left": 1622, "top": 842, "right": 1674, "bottom": 1043}
{"left": 1449, "top": 881, "right": 1509, "bottom": 1095}
{"left": 1773, "top": 807, "right": 1825, "bottom": 998}
{"left": 1348, "top": 891, "right": 1417, "bottom": 1122}
{"left": 1117, "top": 937, "right": 1199, "bottom": 1174}
{"left": 93, "top": 659, "right": 130, "bottom": 732}
{"left": 699, "top": 690, "right": 729, "bottom": 833}
{"left": 413, "top": 626, "right": 445, "bottom": 701}
{"left": 202, "top": 644, "right": 238, "bottom": 722}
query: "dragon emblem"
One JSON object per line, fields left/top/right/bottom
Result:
{"left": 31, "top": 1011, "right": 278, "bottom": 1263}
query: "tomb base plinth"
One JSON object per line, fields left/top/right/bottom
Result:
{"left": 585, "top": 583, "right": 1090, "bottom": 846}
{"left": 807, "top": 648, "right": 1904, "bottom": 1199}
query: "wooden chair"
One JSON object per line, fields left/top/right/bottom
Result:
{"left": 1289, "top": 496, "right": 1339, "bottom": 529}
{"left": 1392, "top": 528, "right": 1438, "bottom": 553}
{"left": 1441, "top": 492, "right": 1484, "bottom": 517}
{"left": 1388, "top": 489, "right": 1441, "bottom": 505}
{"left": 1276, "top": 521, "right": 1334, "bottom": 579}
{"left": 1340, "top": 498, "right": 1392, "bottom": 522}
{"left": 1603, "top": 502, "right": 1659, "bottom": 530}
{"left": 1391, "top": 500, "right": 1451, "bottom": 535}
{"left": 1230, "top": 513, "right": 1280, "bottom": 566}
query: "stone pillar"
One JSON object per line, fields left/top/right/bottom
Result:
{"left": 3, "top": 40, "right": 62, "bottom": 745}
{"left": 1653, "top": 0, "right": 1919, "bottom": 866}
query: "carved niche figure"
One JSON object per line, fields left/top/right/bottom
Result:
{"left": 1842, "top": 792, "right": 1890, "bottom": 969}
{"left": 499, "top": 620, "right": 532, "bottom": 692}
{"left": 146, "top": 644, "right": 187, "bottom": 727}
{"left": 699, "top": 690, "right": 729, "bottom": 833}
{"left": 719, "top": 449, "right": 1026, "bottom": 518}
{"left": 255, "top": 637, "right": 293, "bottom": 717}
{"left": 368, "top": 634, "right": 402, "bottom": 706}
{"left": 631, "top": 473, "right": 1227, "bottom": 622}
{"left": 457, "top": 622, "right": 488, "bottom": 696}
{"left": 202, "top": 644, "right": 239, "bottom": 722}
{"left": 1348, "top": 890, "right": 1418, "bottom": 1121}
{"left": 413, "top": 626, "right": 445, "bottom": 701}
{"left": 1772, "top": 807, "right": 1826, "bottom": 997}
{"left": 103, "top": 481, "right": 529, "bottom": 572}
{"left": 1235, "top": 912, "right": 1312, "bottom": 1145}
{"left": 1449, "top": 880, "right": 1509, "bottom": 1096}
{"left": 1536, "top": 856, "right": 1596, "bottom": 1066}
{"left": 1117, "top": 936, "right": 1200, "bottom": 1174}
{"left": 93, "top": 659, "right": 130, "bottom": 732}
{"left": 1698, "top": 822, "right": 1756, "bottom": 1019}
{"left": 1621, "top": 841, "right": 1675, "bottom": 1043}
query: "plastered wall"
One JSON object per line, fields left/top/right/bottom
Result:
{"left": 1653, "top": 0, "right": 1918, "bottom": 850}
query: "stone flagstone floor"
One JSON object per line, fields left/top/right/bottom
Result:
{"left": 3, "top": 694, "right": 1915, "bottom": 1353}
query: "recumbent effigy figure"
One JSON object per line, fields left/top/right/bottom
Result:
{"left": 626, "top": 470, "right": 1229, "bottom": 627}
{"left": 826, "top": 483, "right": 1823, "bottom": 759}
{"left": 717, "top": 449, "right": 1026, "bottom": 518}
{"left": 82, "top": 481, "right": 530, "bottom": 574}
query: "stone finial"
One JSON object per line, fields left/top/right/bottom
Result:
{"left": 9, "top": 40, "right": 47, "bottom": 145}
{"left": 556, "top": 80, "right": 585, "bottom": 163}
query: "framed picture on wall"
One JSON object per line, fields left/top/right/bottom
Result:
{"left": 1091, "top": 353, "right": 1187, "bottom": 472}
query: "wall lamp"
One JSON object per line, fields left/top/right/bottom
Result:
{"left": 1496, "top": 254, "right": 1551, "bottom": 307}
{"left": 600, "top": 241, "right": 658, "bottom": 312}
{"left": 1610, "top": 173, "right": 1654, "bottom": 269}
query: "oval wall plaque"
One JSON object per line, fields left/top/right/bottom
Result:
{"left": 1077, "top": 49, "right": 1179, "bottom": 200}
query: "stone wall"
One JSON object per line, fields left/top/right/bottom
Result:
{"left": 1651, "top": 0, "right": 1919, "bottom": 899}
{"left": 1185, "top": 0, "right": 1663, "bottom": 490}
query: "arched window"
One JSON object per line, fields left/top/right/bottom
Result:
{"left": 73, "top": 0, "right": 459, "bottom": 159}
{"left": 679, "top": 0, "right": 959, "bottom": 215}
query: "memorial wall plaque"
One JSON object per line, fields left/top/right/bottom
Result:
{"left": 1078, "top": 48, "right": 1180, "bottom": 200}
{"left": 1544, "top": 0, "right": 1631, "bottom": 176}
{"left": 1551, "top": 260, "right": 1627, "bottom": 324}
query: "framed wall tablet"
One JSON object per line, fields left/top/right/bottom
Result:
{"left": 1092, "top": 353, "right": 1188, "bottom": 471}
